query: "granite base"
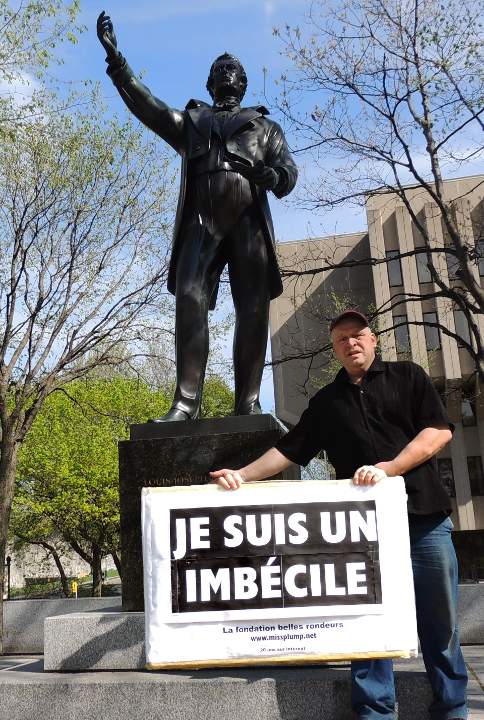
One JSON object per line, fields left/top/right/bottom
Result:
{"left": 118, "top": 414, "right": 295, "bottom": 610}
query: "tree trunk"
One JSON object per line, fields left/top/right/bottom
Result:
{"left": 91, "top": 544, "right": 103, "bottom": 597}
{"left": 66, "top": 535, "right": 93, "bottom": 566}
{"left": 0, "top": 435, "right": 19, "bottom": 653}
{"left": 42, "top": 542, "right": 70, "bottom": 598}
{"left": 111, "top": 549, "right": 122, "bottom": 580}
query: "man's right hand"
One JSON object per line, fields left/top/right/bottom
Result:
{"left": 97, "top": 11, "right": 118, "bottom": 61}
{"left": 209, "top": 469, "right": 245, "bottom": 490}
{"left": 352, "top": 465, "right": 387, "bottom": 485}
{"left": 210, "top": 448, "right": 290, "bottom": 490}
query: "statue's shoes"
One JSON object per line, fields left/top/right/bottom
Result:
{"left": 235, "top": 401, "right": 262, "bottom": 416}
{"left": 150, "top": 406, "right": 197, "bottom": 423}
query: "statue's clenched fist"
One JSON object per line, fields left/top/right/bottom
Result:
{"left": 248, "top": 161, "right": 279, "bottom": 191}
{"left": 228, "top": 159, "right": 279, "bottom": 190}
{"left": 96, "top": 10, "right": 118, "bottom": 61}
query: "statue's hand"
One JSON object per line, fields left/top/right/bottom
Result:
{"left": 245, "top": 161, "right": 279, "bottom": 191}
{"left": 96, "top": 10, "right": 118, "bottom": 60}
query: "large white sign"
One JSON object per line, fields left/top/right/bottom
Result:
{"left": 142, "top": 478, "right": 417, "bottom": 669}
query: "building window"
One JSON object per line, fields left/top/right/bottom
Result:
{"left": 445, "top": 250, "right": 460, "bottom": 280}
{"left": 461, "top": 387, "right": 477, "bottom": 427}
{"left": 416, "top": 250, "right": 432, "bottom": 283}
{"left": 386, "top": 250, "right": 403, "bottom": 287}
{"left": 453, "top": 310, "right": 471, "bottom": 349}
{"left": 423, "top": 312, "right": 441, "bottom": 350}
{"left": 438, "top": 458, "right": 455, "bottom": 497}
{"left": 393, "top": 315, "right": 410, "bottom": 353}
{"left": 477, "top": 238, "right": 484, "bottom": 278}
{"left": 467, "top": 456, "right": 484, "bottom": 496}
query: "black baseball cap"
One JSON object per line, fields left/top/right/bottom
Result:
{"left": 329, "top": 309, "right": 370, "bottom": 333}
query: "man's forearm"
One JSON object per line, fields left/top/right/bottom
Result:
{"left": 377, "top": 426, "right": 452, "bottom": 477}
{"left": 239, "top": 447, "right": 292, "bottom": 482}
{"left": 210, "top": 447, "right": 292, "bottom": 489}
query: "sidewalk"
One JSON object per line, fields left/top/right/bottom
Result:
{"left": 393, "top": 645, "right": 484, "bottom": 719}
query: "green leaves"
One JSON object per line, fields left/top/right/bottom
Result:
{"left": 0, "top": 0, "right": 83, "bottom": 88}
{"left": 13, "top": 376, "right": 235, "bottom": 563}
{"left": 14, "top": 378, "right": 167, "bottom": 559}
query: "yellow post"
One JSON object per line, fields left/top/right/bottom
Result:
{"left": 71, "top": 580, "right": 78, "bottom": 599}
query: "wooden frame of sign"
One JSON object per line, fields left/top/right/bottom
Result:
{"left": 142, "top": 479, "right": 417, "bottom": 670}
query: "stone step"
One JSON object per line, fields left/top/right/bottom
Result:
{"left": 1, "top": 655, "right": 432, "bottom": 720}
{"left": 3, "top": 649, "right": 483, "bottom": 720}
{"left": 3, "top": 598, "right": 122, "bottom": 654}
{"left": 44, "top": 612, "right": 145, "bottom": 671}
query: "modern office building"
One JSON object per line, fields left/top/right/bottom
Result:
{"left": 270, "top": 175, "right": 484, "bottom": 540}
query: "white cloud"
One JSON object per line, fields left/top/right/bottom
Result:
{"left": 0, "top": 72, "right": 39, "bottom": 112}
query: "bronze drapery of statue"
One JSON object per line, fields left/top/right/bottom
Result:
{"left": 97, "top": 12, "right": 297, "bottom": 421}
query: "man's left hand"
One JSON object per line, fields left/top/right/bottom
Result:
{"left": 352, "top": 464, "right": 388, "bottom": 485}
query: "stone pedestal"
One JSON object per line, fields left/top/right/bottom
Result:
{"left": 118, "top": 414, "right": 294, "bottom": 611}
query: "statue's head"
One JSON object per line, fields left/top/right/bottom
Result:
{"left": 206, "top": 53, "right": 247, "bottom": 102}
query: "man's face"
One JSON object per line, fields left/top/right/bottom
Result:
{"left": 331, "top": 319, "right": 377, "bottom": 375}
{"left": 211, "top": 59, "right": 244, "bottom": 99}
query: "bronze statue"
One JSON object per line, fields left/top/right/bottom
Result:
{"left": 97, "top": 12, "right": 297, "bottom": 421}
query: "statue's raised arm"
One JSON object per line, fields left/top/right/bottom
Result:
{"left": 96, "top": 11, "right": 184, "bottom": 152}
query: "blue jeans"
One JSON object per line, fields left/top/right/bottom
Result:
{"left": 351, "top": 514, "right": 468, "bottom": 720}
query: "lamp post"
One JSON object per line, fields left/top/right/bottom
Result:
{"left": 5, "top": 556, "right": 11, "bottom": 600}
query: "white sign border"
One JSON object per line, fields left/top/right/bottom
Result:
{"left": 142, "top": 479, "right": 418, "bottom": 669}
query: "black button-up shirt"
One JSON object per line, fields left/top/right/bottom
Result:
{"left": 275, "top": 359, "right": 453, "bottom": 516}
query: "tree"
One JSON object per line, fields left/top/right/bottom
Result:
{"left": 13, "top": 378, "right": 170, "bottom": 596}
{"left": 200, "top": 375, "right": 237, "bottom": 418}
{"left": 0, "top": 88, "right": 176, "bottom": 640}
{"left": 12, "top": 376, "right": 234, "bottom": 597}
{"left": 274, "top": 0, "right": 484, "bottom": 378}
{"left": 0, "top": 0, "right": 82, "bottom": 126}
{"left": 9, "top": 510, "right": 72, "bottom": 597}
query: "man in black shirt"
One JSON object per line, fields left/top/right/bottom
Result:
{"left": 211, "top": 310, "right": 468, "bottom": 720}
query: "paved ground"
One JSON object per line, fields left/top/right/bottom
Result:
{"left": 463, "top": 646, "right": 484, "bottom": 718}
{"left": 393, "top": 645, "right": 484, "bottom": 719}
{"left": 0, "top": 645, "right": 482, "bottom": 718}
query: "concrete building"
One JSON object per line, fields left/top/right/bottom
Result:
{"left": 270, "top": 175, "right": 484, "bottom": 541}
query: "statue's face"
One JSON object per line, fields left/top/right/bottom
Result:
{"left": 211, "top": 59, "right": 245, "bottom": 99}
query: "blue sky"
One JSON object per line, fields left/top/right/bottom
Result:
{"left": 64, "top": 0, "right": 367, "bottom": 243}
